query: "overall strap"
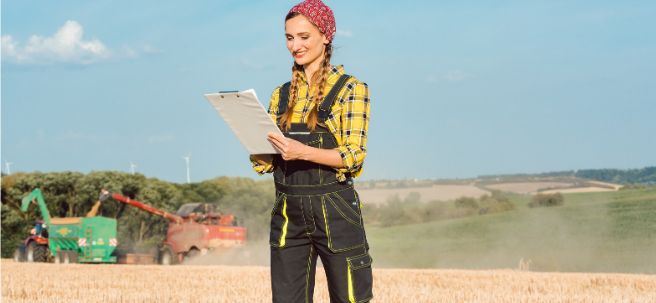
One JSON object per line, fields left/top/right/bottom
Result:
{"left": 318, "top": 74, "right": 351, "bottom": 123}
{"left": 276, "top": 81, "right": 292, "bottom": 123}
{"left": 277, "top": 74, "right": 351, "bottom": 124}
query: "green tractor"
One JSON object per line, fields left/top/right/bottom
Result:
{"left": 14, "top": 189, "right": 118, "bottom": 264}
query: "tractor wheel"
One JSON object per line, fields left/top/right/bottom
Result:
{"left": 160, "top": 246, "right": 177, "bottom": 266}
{"left": 28, "top": 242, "right": 49, "bottom": 263}
{"left": 56, "top": 251, "right": 70, "bottom": 264}
{"left": 69, "top": 251, "right": 79, "bottom": 263}
{"left": 26, "top": 242, "right": 36, "bottom": 262}
{"left": 63, "top": 251, "right": 71, "bottom": 264}
{"left": 13, "top": 248, "right": 24, "bottom": 263}
{"left": 55, "top": 251, "right": 66, "bottom": 264}
{"left": 188, "top": 248, "right": 200, "bottom": 259}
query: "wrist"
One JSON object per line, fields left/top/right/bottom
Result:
{"left": 300, "top": 144, "right": 313, "bottom": 161}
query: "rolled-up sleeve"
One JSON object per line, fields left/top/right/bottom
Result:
{"left": 333, "top": 80, "right": 370, "bottom": 181}
{"left": 248, "top": 86, "right": 282, "bottom": 175}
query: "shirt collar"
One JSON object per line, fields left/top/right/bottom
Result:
{"left": 299, "top": 65, "right": 345, "bottom": 84}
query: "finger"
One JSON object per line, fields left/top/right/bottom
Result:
{"left": 272, "top": 140, "right": 287, "bottom": 153}
{"left": 268, "top": 134, "right": 286, "bottom": 147}
{"left": 268, "top": 133, "right": 284, "bottom": 142}
{"left": 268, "top": 138, "right": 284, "bottom": 152}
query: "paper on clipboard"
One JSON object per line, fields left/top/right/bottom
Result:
{"left": 204, "top": 89, "right": 283, "bottom": 154}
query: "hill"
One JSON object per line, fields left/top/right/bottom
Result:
{"left": 365, "top": 188, "right": 656, "bottom": 273}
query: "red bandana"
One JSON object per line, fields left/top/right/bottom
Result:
{"left": 288, "top": 0, "right": 336, "bottom": 42}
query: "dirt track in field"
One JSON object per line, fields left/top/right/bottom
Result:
{"left": 538, "top": 187, "right": 616, "bottom": 194}
{"left": 485, "top": 181, "right": 622, "bottom": 195}
{"left": 485, "top": 182, "right": 573, "bottom": 194}
{"left": 3, "top": 259, "right": 655, "bottom": 302}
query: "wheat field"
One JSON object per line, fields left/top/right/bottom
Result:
{"left": 2, "top": 259, "right": 655, "bottom": 302}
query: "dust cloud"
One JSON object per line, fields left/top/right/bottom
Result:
{"left": 367, "top": 193, "right": 656, "bottom": 273}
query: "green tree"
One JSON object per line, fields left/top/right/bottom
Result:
{"left": 528, "top": 193, "right": 565, "bottom": 208}
{"left": 454, "top": 196, "right": 478, "bottom": 209}
{"left": 379, "top": 194, "right": 411, "bottom": 227}
{"left": 478, "top": 190, "right": 516, "bottom": 215}
{"left": 404, "top": 192, "right": 421, "bottom": 205}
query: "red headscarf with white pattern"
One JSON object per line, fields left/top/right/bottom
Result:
{"left": 288, "top": 0, "right": 336, "bottom": 42}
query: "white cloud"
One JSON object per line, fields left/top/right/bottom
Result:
{"left": 142, "top": 44, "right": 163, "bottom": 54}
{"left": 1, "top": 20, "right": 111, "bottom": 64}
{"left": 123, "top": 46, "right": 138, "bottom": 58}
{"left": 121, "top": 44, "right": 163, "bottom": 59}
{"left": 336, "top": 29, "right": 354, "bottom": 38}
{"left": 427, "top": 70, "right": 473, "bottom": 83}
{"left": 1, "top": 36, "right": 29, "bottom": 62}
{"left": 444, "top": 70, "right": 472, "bottom": 82}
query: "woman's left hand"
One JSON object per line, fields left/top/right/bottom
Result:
{"left": 268, "top": 133, "right": 307, "bottom": 161}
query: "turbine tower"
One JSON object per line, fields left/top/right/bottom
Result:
{"left": 5, "top": 160, "right": 13, "bottom": 175}
{"left": 130, "top": 161, "right": 137, "bottom": 176}
{"left": 182, "top": 153, "right": 191, "bottom": 183}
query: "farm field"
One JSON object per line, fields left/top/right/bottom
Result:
{"left": 2, "top": 260, "right": 655, "bottom": 303}
{"left": 356, "top": 180, "right": 623, "bottom": 205}
{"left": 366, "top": 188, "right": 656, "bottom": 273}
{"left": 589, "top": 181, "right": 623, "bottom": 190}
{"left": 357, "top": 185, "right": 490, "bottom": 205}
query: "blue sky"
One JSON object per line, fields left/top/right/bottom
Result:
{"left": 2, "top": 0, "right": 655, "bottom": 183}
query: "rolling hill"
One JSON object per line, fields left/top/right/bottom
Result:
{"left": 365, "top": 188, "right": 656, "bottom": 273}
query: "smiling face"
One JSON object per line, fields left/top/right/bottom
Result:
{"left": 285, "top": 14, "right": 329, "bottom": 68}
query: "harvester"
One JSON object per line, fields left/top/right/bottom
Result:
{"left": 98, "top": 189, "right": 246, "bottom": 265}
{"left": 14, "top": 189, "right": 117, "bottom": 264}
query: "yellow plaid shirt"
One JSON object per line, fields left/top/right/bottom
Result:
{"left": 250, "top": 65, "right": 370, "bottom": 181}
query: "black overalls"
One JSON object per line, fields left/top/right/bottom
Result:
{"left": 269, "top": 75, "right": 373, "bottom": 303}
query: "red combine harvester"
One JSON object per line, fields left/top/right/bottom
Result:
{"left": 99, "top": 189, "right": 246, "bottom": 265}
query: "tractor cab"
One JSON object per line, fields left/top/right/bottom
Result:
{"left": 175, "top": 203, "right": 222, "bottom": 216}
{"left": 174, "top": 203, "right": 242, "bottom": 226}
{"left": 31, "top": 220, "right": 49, "bottom": 238}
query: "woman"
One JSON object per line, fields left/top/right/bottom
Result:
{"left": 250, "top": 1, "right": 373, "bottom": 302}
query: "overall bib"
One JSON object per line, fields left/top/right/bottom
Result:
{"left": 270, "top": 75, "right": 373, "bottom": 303}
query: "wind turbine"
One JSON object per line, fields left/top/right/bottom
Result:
{"left": 182, "top": 153, "right": 191, "bottom": 183}
{"left": 5, "top": 160, "right": 13, "bottom": 175}
{"left": 130, "top": 160, "right": 137, "bottom": 175}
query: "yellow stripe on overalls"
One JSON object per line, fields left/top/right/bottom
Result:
{"left": 347, "top": 263, "right": 355, "bottom": 303}
{"left": 280, "top": 197, "right": 289, "bottom": 247}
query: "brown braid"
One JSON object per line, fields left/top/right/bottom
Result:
{"left": 278, "top": 43, "right": 333, "bottom": 132}
{"left": 304, "top": 43, "right": 332, "bottom": 132}
{"left": 278, "top": 62, "right": 304, "bottom": 131}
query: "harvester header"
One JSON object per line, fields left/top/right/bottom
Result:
{"left": 99, "top": 190, "right": 183, "bottom": 224}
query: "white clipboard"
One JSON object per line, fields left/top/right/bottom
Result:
{"left": 204, "top": 89, "right": 283, "bottom": 155}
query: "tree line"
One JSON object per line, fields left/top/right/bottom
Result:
{"left": 574, "top": 167, "right": 656, "bottom": 186}
{"left": 1, "top": 171, "right": 274, "bottom": 258}
{"left": 477, "top": 166, "right": 656, "bottom": 187}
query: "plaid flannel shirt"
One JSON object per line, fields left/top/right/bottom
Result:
{"left": 250, "top": 65, "right": 370, "bottom": 181}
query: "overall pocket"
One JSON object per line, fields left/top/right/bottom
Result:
{"left": 321, "top": 188, "right": 366, "bottom": 252}
{"left": 346, "top": 253, "right": 374, "bottom": 303}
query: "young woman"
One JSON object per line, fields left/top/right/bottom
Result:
{"left": 250, "top": 1, "right": 373, "bottom": 302}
